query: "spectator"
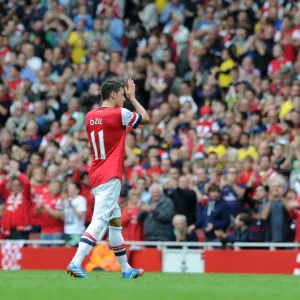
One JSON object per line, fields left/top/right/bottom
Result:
{"left": 63, "top": 181, "right": 87, "bottom": 247}
{"left": 96, "top": 0, "right": 122, "bottom": 19}
{"left": 168, "top": 214, "right": 198, "bottom": 243}
{"left": 60, "top": 97, "right": 85, "bottom": 134}
{"left": 103, "top": 7, "right": 124, "bottom": 53}
{"left": 261, "top": 176, "right": 294, "bottom": 242}
{"left": 192, "top": 5, "right": 216, "bottom": 40}
{"left": 5, "top": 101, "right": 28, "bottom": 140}
{"left": 135, "top": 177, "right": 151, "bottom": 204}
{"left": 67, "top": 20, "right": 88, "bottom": 64}
{"left": 122, "top": 189, "right": 144, "bottom": 241}
{"left": 194, "top": 184, "right": 230, "bottom": 242}
{"left": 160, "top": 0, "right": 184, "bottom": 27}
{"left": 243, "top": 184, "right": 269, "bottom": 242}
{"left": 22, "top": 121, "right": 43, "bottom": 152}
{"left": 138, "top": 0, "right": 159, "bottom": 33}
{"left": 163, "top": 12, "right": 189, "bottom": 55}
{"left": 237, "top": 132, "right": 259, "bottom": 161}
{"left": 215, "top": 213, "right": 251, "bottom": 247}
{"left": 169, "top": 175, "right": 197, "bottom": 226}
{"left": 221, "top": 166, "right": 245, "bottom": 217}
{"left": 39, "top": 180, "right": 64, "bottom": 246}
{"left": 139, "top": 183, "right": 174, "bottom": 241}
{"left": 0, "top": 160, "right": 31, "bottom": 239}
{"left": 30, "top": 166, "right": 49, "bottom": 233}
{"left": 73, "top": 5, "right": 93, "bottom": 31}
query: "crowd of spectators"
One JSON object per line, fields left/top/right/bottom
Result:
{"left": 0, "top": 0, "right": 300, "bottom": 248}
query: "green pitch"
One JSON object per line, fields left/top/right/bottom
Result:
{"left": 0, "top": 271, "right": 299, "bottom": 300}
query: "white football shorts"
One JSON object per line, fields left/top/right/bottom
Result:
{"left": 91, "top": 178, "right": 122, "bottom": 222}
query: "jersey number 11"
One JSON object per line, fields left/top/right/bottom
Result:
{"left": 90, "top": 130, "right": 106, "bottom": 160}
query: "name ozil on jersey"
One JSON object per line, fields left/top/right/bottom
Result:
{"left": 89, "top": 118, "right": 102, "bottom": 125}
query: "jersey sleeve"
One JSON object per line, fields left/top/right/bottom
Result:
{"left": 121, "top": 108, "right": 142, "bottom": 129}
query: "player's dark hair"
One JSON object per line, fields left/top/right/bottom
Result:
{"left": 101, "top": 80, "right": 124, "bottom": 101}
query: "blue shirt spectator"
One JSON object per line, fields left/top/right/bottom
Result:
{"left": 195, "top": 184, "right": 231, "bottom": 241}
{"left": 108, "top": 18, "right": 124, "bottom": 52}
{"left": 160, "top": 0, "right": 185, "bottom": 26}
{"left": 73, "top": 5, "right": 93, "bottom": 31}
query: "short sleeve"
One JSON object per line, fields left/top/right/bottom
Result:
{"left": 121, "top": 108, "right": 142, "bottom": 129}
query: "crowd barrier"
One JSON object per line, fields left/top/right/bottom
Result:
{"left": 1, "top": 241, "right": 300, "bottom": 274}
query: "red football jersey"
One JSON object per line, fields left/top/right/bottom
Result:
{"left": 86, "top": 107, "right": 141, "bottom": 189}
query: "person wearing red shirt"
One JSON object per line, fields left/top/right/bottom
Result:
{"left": 0, "top": 160, "right": 31, "bottom": 239}
{"left": 274, "top": 15, "right": 296, "bottom": 63}
{"left": 30, "top": 166, "right": 49, "bottom": 233}
{"left": 96, "top": 0, "right": 122, "bottom": 18}
{"left": 125, "top": 154, "right": 144, "bottom": 185}
{"left": 7, "top": 64, "right": 24, "bottom": 99}
{"left": 237, "top": 157, "right": 262, "bottom": 193}
{"left": 68, "top": 79, "right": 150, "bottom": 279}
{"left": 122, "top": 189, "right": 144, "bottom": 241}
{"left": 268, "top": 44, "right": 292, "bottom": 77}
{"left": 196, "top": 106, "right": 220, "bottom": 142}
{"left": 147, "top": 155, "right": 163, "bottom": 181}
{"left": 38, "top": 180, "right": 64, "bottom": 246}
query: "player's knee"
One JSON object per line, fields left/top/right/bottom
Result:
{"left": 109, "top": 217, "right": 122, "bottom": 227}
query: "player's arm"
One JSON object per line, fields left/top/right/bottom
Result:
{"left": 124, "top": 79, "right": 150, "bottom": 125}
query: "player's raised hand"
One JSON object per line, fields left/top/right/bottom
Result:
{"left": 125, "top": 78, "right": 136, "bottom": 100}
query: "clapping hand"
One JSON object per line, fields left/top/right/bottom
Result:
{"left": 205, "top": 223, "right": 214, "bottom": 232}
{"left": 214, "top": 229, "right": 226, "bottom": 240}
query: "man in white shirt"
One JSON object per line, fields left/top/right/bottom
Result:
{"left": 64, "top": 182, "right": 87, "bottom": 247}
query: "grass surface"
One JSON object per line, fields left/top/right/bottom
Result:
{"left": 0, "top": 271, "right": 299, "bottom": 300}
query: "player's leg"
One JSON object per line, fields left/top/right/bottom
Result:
{"left": 109, "top": 217, "right": 131, "bottom": 273}
{"left": 70, "top": 217, "right": 108, "bottom": 266}
{"left": 109, "top": 208, "right": 144, "bottom": 279}
{"left": 68, "top": 183, "right": 111, "bottom": 276}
